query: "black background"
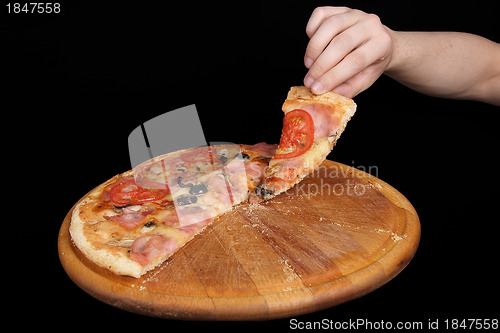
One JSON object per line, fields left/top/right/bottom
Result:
{"left": 4, "top": 0, "right": 499, "bottom": 329}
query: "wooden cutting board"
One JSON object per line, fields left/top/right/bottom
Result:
{"left": 58, "top": 160, "right": 420, "bottom": 320}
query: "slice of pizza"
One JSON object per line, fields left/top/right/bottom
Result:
{"left": 250, "top": 86, "right": 356, "bottom": 202}
{"left": 70, "top": 143, "right": 276, "bottom": 278}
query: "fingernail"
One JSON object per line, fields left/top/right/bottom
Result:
{"left": 304, "top": 75, "right": 314, "bottom": 88}
{"left": 311, "top": 81, "right": 324, "bottom": 94}
{"left": 304, "top": 56, "right": 314, "bottom": 68}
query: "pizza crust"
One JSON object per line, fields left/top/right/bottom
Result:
{"left": 69, "top": 173, "right": 152, "bottom": 278}
{"left": 70, "top": 195, "right": 146, "bottom": 278}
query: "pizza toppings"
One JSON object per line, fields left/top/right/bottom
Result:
{"left": 271, "top": 104, "right": 341, "bottom": 160}
{"left": 180, "top": 146, "right": 214, "bottom": 164}
{"left": 175, "top": 206, "right": 214, "bottom": 227}
{"left": 176, "top": 176, "right": 209, "bottom": 196}
{"left": 99, "top": 144, "right": 268, "bottom": 233}
{"left": 176, "top": 194, "right": 198, "bottom": 206}
{"left": 130, "top": 235, "right": 179, "bottom": 266}
{"left": 274, "top": 109, "right": 315, "bottom": 159}
{"left": 301, "top": 104, "right": 340, "bottom": 140}
{"left": 176, "top": 176, "right": 194, "bottom": 188}
{"left": 207, "top": 172, "right": 234, "bottom": 206}
{"left": 235, "top": 152, "right": 250, "bottom": 160}
{"left": 109, "top": 177, "right": 170, "bottom": 205}
{"left": 104, "top": 206, "right": 155, "bottom": 230}
{"left": 189, "top": 183, "right": 208, "bottom": 195}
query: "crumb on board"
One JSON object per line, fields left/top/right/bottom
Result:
{"left": 374, "top": 228, "right": 406, "bottom": 242}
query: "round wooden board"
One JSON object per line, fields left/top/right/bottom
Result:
{"left": 58, "top": 160, "right": 420, "bottom": 320}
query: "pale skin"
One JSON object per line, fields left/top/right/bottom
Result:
{"left": 303, "top": 6, "right": 500, "bottom": 106}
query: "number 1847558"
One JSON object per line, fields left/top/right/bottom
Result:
{"left": 6, "top": 3, "right": 61, "bottom": 13}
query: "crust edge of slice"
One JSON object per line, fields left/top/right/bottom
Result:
{"left": 70, "top": 192, "right": 147, "bottom": 279}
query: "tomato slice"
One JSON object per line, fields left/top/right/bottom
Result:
{"left": 274, "top": 109, "right": 314, "bottom": 159}
{"left": 109, "top": 177, "right": 170, "bottom": 205}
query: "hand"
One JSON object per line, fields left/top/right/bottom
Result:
{"left": 304, "top": 7, "right": 393, "bottom": 97}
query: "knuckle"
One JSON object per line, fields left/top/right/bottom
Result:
{"left": 325, "top": 14, "right": 344, "bottom": 30}
{"left": 379, "top": 31, "right": 392, "bottom": 48}
{"left": 350, "top": 9, "right": 364, "bottom": 16}
{"left": 372, "top": 28, "right": 392, "bottom": 53}
{"left": 366, "top": 13, "right": 382, "bottom": 26}
{"left": 305, "top": 25, "right": 314, "bottom": 37}
{"left": 311, "top": 6, "right": 329, "bottom": 20}
{"left": 307, "top": 7, "right": 336, "bottom": 37}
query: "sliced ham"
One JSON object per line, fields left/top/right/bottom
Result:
{"left": 207, "top": 172, "right": 233, "bottom": 206}
{"left": 243, "top": 160, "right": 267, "bottom": 182}
{"left": 300, "top": 103, "right": 340, "bottom": 139}
{"left": 153, "top": 208, "right": 180, "bottom": 226}
{"left": 224, "top": 158, "right": 267, "bottom": 184}
{"left": 130, "top": 235, "right": 178, "bottom": 266}
{"left": 176, "top": 219, "right": 211, "bottom": 235}
{"left": 176, "top": 205, "right": 214, "bottom": 227}
{"left": 104, "top": 206, "right": 154, "bottom": 230}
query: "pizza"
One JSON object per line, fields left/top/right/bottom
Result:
{"left": 69, "top": 86, "right": 356, "bottom": 278}
{"left": 250, "top": 86, "right": 356, "bottom": 202}
{"left": 70, "top": 143, "right": 276, "bottom": 278}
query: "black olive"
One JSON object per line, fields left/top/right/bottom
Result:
{"left": 177, "top": 195, "right": 198, "bottom": 206}
{"left": 143, "top": 221, "right": 156, "bottom": 228}
{"left": 112, "top": 204, "right": 132, "bottom": 213}
{"left": 177, "top": 176, "right": 193, "bottom": 188}
{"left": 256, "top": 184, "right": 274, "bottom": 198}
{"left": 235, "top": 152, "right": 250, "bottom": 160}
{"left": 219, "top": 154, "right": 228, "bottom": 164}
{"left": 113, "top": 204, "right": 132, "bottom": 210}
{"left": 189, "top": 183, "right": 208, "bottom": 195}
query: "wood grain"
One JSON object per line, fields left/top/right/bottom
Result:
{"left": 58, "top": 160, "right": 420, "bottom": 320}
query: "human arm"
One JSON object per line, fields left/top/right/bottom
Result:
{"left": 384, "top": 30, "right": 500, "bottom": 105}
{"left": 304, "top": 7, "right": 500, "bottom": 106}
